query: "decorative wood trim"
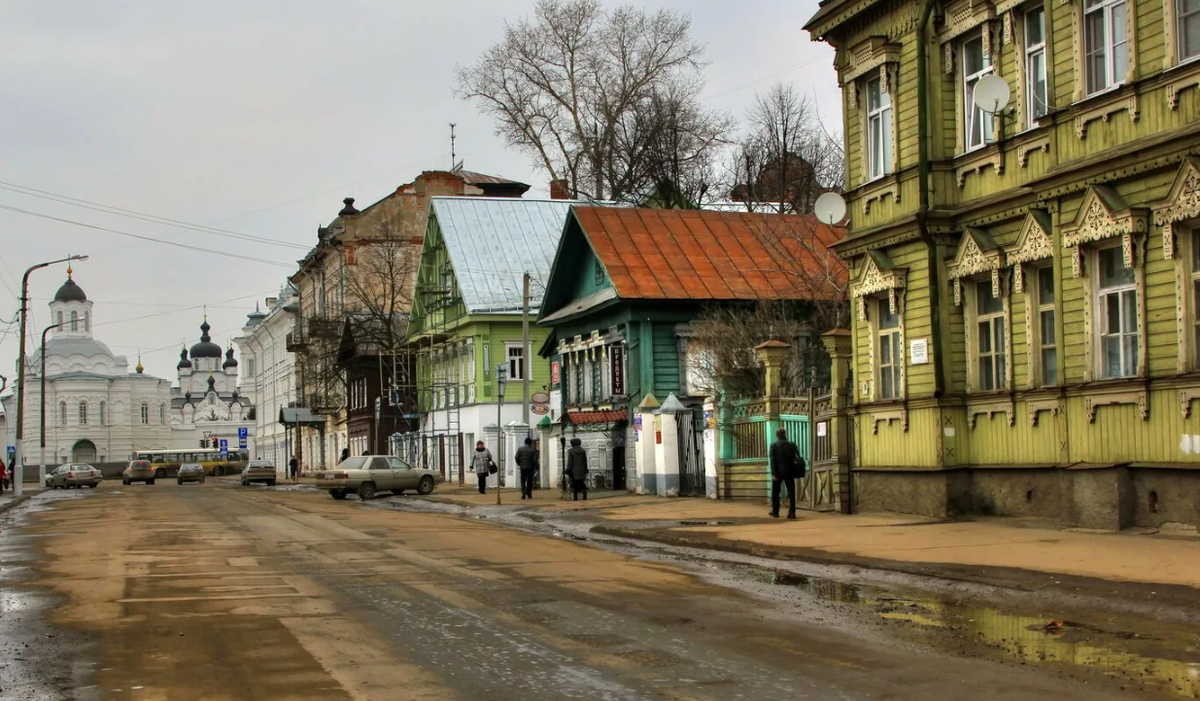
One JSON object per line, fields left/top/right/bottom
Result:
{"left": 948, "top": 228, "right": 1007, "bottom": 305}
{"left": 1181, "top": 387, "right": 1200, "bottom": 419}
{"left": 1126, "top": 0, "right": 1139, "bottom": 85}
{"left": 1165, "top": 0, "right": 1179, "bottom": 68}
{"left": 862, "top": 177, "right": 900, "bottom": 214}
{"left": 1007, "top": 210, "right": 1055, "bottom": 293}
{"left": 1151, "top": 156, "right": 1200, "bottom": 260}
{"left": 955, "top": 147, "right": 1005, "bottom": 186}
{"left": 966, "top": 395, "right": 1015, "bottom": 428}
{"left": 1166, "top": 66, "right": 1200, "bottom": 109}
{"left": 1026, "top": 396, "right": 1064, "bottom": 427}
{"left": 843, "top": 36, "right": 903, "bottom": 92}
{"left": 1084, "top": 386, "right": 1148, "bottom": 422}
{"left": 1073, "top": 93, "right": 1140, "bottom": 140}
{"left": 871, "top": 406, "right": 909, "bottom": 433}
{"left": 939, "top": 0, "right": 998, "bottom": 53}
{"left": 1018, "top": 135, "right": 1051, "bottom": 167}
{"left": 1062, "top": 185, "right": 1150, "bottom": 277}
{"left": 1176, "top": 246, "right": 1189, "bottom": 373}
{"left": 852, "top": 250, "right": 907, "bottom": 320}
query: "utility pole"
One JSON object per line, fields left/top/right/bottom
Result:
{"left": 495, "top": 363, "right": 507, "bottom": 506}
{"left": 522, "top": 272, "right": 531, "bottom": 438}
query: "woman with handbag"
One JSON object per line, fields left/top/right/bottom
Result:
{"left": 471, "top": 440, "right": 497, "bottom": 495}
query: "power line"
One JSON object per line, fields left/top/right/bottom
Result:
{"left": 702, "top": 51, "right": 836, "bottom": 103}
{"left": 0, "top": 203, "right": 296, "bottom": 269}
{"left": 0, "top": 180, "right": 310, "bottom": 251}
{"left": 93, "top": 289, "right": 274, "bottom": 328}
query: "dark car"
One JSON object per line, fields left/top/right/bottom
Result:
{"left": 177, "top": 463, "right": 206, "bottom": 485}
{"left": 122, "top": 460, "right": 156, "bottom": 485}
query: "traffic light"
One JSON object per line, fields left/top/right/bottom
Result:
{"left": 211, "top": 437, "right": 220, "bottom": 449}
{"left": 199, "top": 438, "right": 206, "bottom": 448}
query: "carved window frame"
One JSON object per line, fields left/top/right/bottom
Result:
{"left": 1069, "top": 0, "right": 1138, "bottom": 101}
{"left": 965, "top": 276, "right": 1013, "bottom": 392}
{"left": 851, "top": 251, "right": 908, "bottom": 402}
{"left": 1165, "top": 0, "right": 1200, "bottom": 69}
{"left": 842, "top": 37, "right": 901, "bottom": 187}
{"left": 996, "top": 0, "right": 1049, "bottom": 132}
{"left": 1006, "top": 210, "right": 1059, "bottom": 386}
{"left": 1062, "top": 185, "right": 1149, "bottom": 381}
{"left": 1152, "top": 157, "right": 1200, "bottom": 371}
{"left": 940, "top": 0, "right": 999, "bottom": 154}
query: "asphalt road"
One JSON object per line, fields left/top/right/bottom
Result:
{"left": 0, "top": 482, "right": 1165, "bottom": 701}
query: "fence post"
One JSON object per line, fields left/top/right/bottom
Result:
{"left": 755, "top": 341, "right": 790, "bottom": 502}
{"left": 634, "top": 394, "right": 660, "bottom": 495}
{"left": 822, "top": 330, "right": 854, "bottom": 513}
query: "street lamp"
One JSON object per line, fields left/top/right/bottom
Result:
{"left": 495, "top": 363, "right": 507, "bottom": 505}
{"left": 39, "top": 321, "right": 66, "bottom": 485}
{"left": 14, "top": 254, "right": 88, "bottom": 496}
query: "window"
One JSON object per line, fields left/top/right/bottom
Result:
{"left": 574, "top": 360, "right": 585, "bottom": 404}
{"left": 877, "top": 298, "right": 903, "bottom": 399}
{"left": 70, "top": 311, "right": 78, "bottom": 331}
{"left": 591, "top": 357, "right": 602, "bottom": 402}
{"left": 1036, "top": 267, "right": 1058, "bottom": 386}
{"left": 975, "top": 281, "right": 1007, "bottom": 391}
{"left": 1182, "top": 0, "right": 1200, "bottom": 62}
{"left": 140, "top": 402, "right": 149, "bottom": 425}
{"left": 59, "top": 401, "right": 67, "bottom": 426}
{"left": 56, "top": 311, "right": 63, "bottom": 328}
{"left": 79, "top": 401, "right": 88, "bottom": 425}
{"left": 1191, "top": 230, "right": 1200, "bottom": 365}
{"left": 246, "top": 358, "right": 255, "bottom": 377}
{"left": 1084, "top": 0, "right": 1127, "bottom": 95}
{"left": 506, "top": 344, "right": 525, "bottom": 381}
{"left": 1025, "top": 7, "right": 1048, "bottom": 123}
{"left": 1095, "top": 246, "right": 1138, "bottom": 378}
{"left": 866, "top": 76, "right": 893, "bottom": 180}
{"left": 84, "top": 312, "right": 90, "bottom": 332}
{"left": 594, "top": 259, "right": 606, "bottom": 287}
{"left": 962, "top": 32, "right": 995, "bottom": 151}
{"left": 99, "top": 401, "right": 106, "bottom": 426}
{"left": 159, "top": 404, "right": 166, "bottom": 425}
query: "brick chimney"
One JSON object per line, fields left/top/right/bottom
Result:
{"left": 549, "top": 179, "right": 570, "bottom": 200}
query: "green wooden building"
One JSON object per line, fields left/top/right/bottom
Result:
{"left": 805, "top": 0, "right": 1200, "bottom": 528}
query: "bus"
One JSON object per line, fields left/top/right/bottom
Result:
{"left": 133, "top": 448, "right": 250, "bottom": 478}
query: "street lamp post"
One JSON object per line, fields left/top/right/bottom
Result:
{"left": 14, "top": 254, "right": 87, "bottom": 497}
{"left": 495, "top": 363, "right": 507, "bottom": 506}
{"left": 39, "top": 322, "right": 66, "bottom": 486}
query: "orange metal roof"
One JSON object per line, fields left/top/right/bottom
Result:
{"left": 572, "top": 207, "right": 846, "bottom": 302}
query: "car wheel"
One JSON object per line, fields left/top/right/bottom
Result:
{"left": 392, "top": 489, "right": 405, "bottom": 496}
{"left": 147, "top": 479, "right": 155, "bottom": 485}
{"left": 268, "top": 479, "right": 276, "bottom": 487}
{"left": 329, "top": 489, "right": 348, "bottom": 500}
{"left": 177, "top": 479, "right": 183, "bottom": 485}
{"left": 201, "top": 477, "right": 206, "bottom": 484}
{"left": 241, "top": 480, "right": 248, "bottom": 487}
{"left": 357, "top": 482, "right": 376, "bottom": 500}
{"left": 417, "top": 476, "right": 435, "bottom": 495}
{"left": 123, "top": 479, "right": 130, "bottom": 486}
{"left": 89, "top": 483, "right": 98, "bottom": 489}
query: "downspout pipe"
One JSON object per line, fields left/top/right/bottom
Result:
{"left": 915, "top": 0, "right": 945, "bottom": 397}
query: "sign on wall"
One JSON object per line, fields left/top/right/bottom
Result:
{"left": 909, "top": 338, "right": 929, "bottom": 365}
{"left": 609, "top": 345, "right": 625, "bottom": 396}
{"left": 550, "top": 360, "right": 560, "bottom": 387}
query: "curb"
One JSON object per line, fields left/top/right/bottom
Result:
{"left": 0, "top": 495, "right": 32, "bottom": 515}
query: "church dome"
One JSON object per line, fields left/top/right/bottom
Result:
{"left": 54, "top": 276, "right": 88, "bottom": 303}
{"left": 222, "top": 346, "right": 238, "bottom": 369}
{"left": 177, "top": 347, "right": 193, "bottom": 369}
{"left": 189, "top": 320, "right": 223, "bottom": 359}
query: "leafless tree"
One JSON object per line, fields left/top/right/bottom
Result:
{"left": 728, "top": 83, "right": 845, "bottom": 213}
{"left": 457, "top": 0, "right": 725, "bottom": 202}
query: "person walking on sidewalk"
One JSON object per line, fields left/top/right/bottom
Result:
{"left": 289, "top": 456, "right": 299, "bottom": 481}
{"left": 566, "top": 438, "right": 589, "bottom": 501}
{"left": 769, "top": 428, "right": 804, "bottom": 519}
{"left": 515, "top": 437, "right": 539, "bottom": 500}
{"left": 471, "top": 441, "right": 496, "bottom": 495}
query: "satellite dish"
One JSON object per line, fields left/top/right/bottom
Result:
{"left": 814, "top": 192, "right": 847, "bottom": 225}
{"left": 972, "top": 74, "right": 1012, "bottom": 114}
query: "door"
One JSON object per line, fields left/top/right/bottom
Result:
{"left": 676, "top": 410, "right": 705, "bottom": 497}
{"left": 368, "top": 457, "right": 394, "bottom": 490}
{"left": 388, "top": 457, "right": 418, "bottom": 490}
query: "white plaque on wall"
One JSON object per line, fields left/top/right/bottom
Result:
{"left": 909, "top": 338, "right": 929, "bottom": 365}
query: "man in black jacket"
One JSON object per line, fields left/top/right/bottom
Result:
{"left": 566, "top": 438, "right": 589, "bottom": 501}
{"left": 769, "top": 428, "right": 804, "bottom": 519}
{"left": 515, "top": 437, "right": 539, "bottom": 500}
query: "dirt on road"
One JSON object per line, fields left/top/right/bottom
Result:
{"left": 1, "top": 482, "right": 1188, "bottom": 700}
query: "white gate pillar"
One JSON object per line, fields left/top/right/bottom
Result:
{"left": 655, "top": 393, "right": 688, "bottom": 497}
{"left": 634, "top": 394, "right": 659, "bottom": 494}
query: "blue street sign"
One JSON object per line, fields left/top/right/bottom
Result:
{"left": 219, "top": 439, "right": 229, "bottom": 455}
{"left": 238, "top": 438, "right": 247, "bottom": 449}
{"left": 238, "top": 427, "right": 248, "bottom": 439}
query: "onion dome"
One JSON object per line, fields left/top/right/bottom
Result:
{"left": 223, "top": 346, "right": 238, "bottom": 369}
{"left": 177, "top": 347, "right": 193, "bottom": 369}
{"left": 189, "top": 319, "right": 223, "bottom": 359}
{"left": 54, "top": 267, "right": 88, "bottom": 303}
{"left": 136, "top": 354, "right": 144, "bottom": 374}
{"left": 207, "top": 375, "right": 216, "bottom": 393}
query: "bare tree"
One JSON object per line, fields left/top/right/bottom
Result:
{"left": 729, "top": 83, "right": 845, "bottom": 213}
{"left": 457, "top": 0, "right": 723, "bottom": 202}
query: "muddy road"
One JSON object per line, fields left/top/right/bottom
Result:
{"left": 0, "top": 482, "right": 1188, "bottom": 700}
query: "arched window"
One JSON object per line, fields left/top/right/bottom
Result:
{"left": 159, "top": 404, "right": 166, "bottom": 425}
{"left": 59, "top": 401, "right": 67, "bottom": 426}
{"left": 70, "top": 311, "right": 78, "bottom": 331}
{"left": 99, "top": 401, "right": 106, "bottom": 426}
{"left": 79, "top": 401, "right": 88, "bottom": 425}
{"left": 56, "top": 311, "right": 63, "bottom": 327}
{"left": 84, "top": 312, "right": 90, "bottom": 332}
{"left": 140, "top": 402, "right": 149, "bottom": 425}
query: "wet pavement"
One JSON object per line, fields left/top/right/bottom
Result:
{"left": 0, "top": 481, "right": 1191, "bottom": 699}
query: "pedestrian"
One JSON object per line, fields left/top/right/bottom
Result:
{"left": 289, "top": 456, "right": 299, "bottom": 481}
{"left": 566, "top": 438, "right": 589, "bottom": 501}
{"left": 515, "top": 437, "right": 539, "bottom": 500}
{"left": 470, "top": 440, "right": 496, "bottom": 495}
{"left": 0, "top": 459, "right": 7, "bottom": 494}
{"left": 340, "top": 447, "right": 350, "bottom": 463}
{"left": 768, "top": 428, "right": 805, "bottom": 519}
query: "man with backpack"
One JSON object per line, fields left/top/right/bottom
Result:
{"left": 768, "top": 428, "right": 805, "bottom": 519}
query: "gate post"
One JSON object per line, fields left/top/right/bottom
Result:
{"left": 635, "top": 394, "right": 659, "bottom": 495}
{"left": 755, "top": 341, "right": 790, "bottom": 502}
{"left": 655, "top": 394, "right": 688, "bottom": 496}
{"left": 822, "top": 330, "right": 854, "bottom": 513}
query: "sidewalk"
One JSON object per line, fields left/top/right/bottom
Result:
{"left": 576, "top": 498, "right": 1200, "bottom": 591}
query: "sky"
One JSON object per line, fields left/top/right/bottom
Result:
{"left": 0, "top": 0, "right": 840, "bottom": 387}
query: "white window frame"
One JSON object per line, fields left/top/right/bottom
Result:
{"left": 1033, "top": 265, "right": 1059, "bottom": 387}
{"left": 59, "top": 401, "right": 67, "bottom": 426}
{"left": 70, "top": 310, "right": 79, "bottom": 332}
{"left": 973, "top": 280, "right": 1008, "bottom": 391}
{"left": 1181, "top": 0, "right": 1200, "bottom": 63}
{"left": 1084, "top": 0, "right": 1128, "bottom": 95}
{"left": 99, "top": 401, "right": 106, "bottom": 426}
{"left": 1094, "top": 244, "right": 1139, "bottom": 379}
{"left": 140, "top": 402, "right": 149, "bottom": 425}
{"left": 1024, "top": 6, "right": 1049, "bottom": 126}
{"left": 962, "top": 31, "right": 996, "bottom": 151}
{"left": 865, "top": 76, "right": 893, "bottom": 180}
{"left": 505, "top": 343, "right": 526, "bottom": 382}
{"left": 1190, "top": 228, "right": 1200, "bottom": 368}
{"left": 159, "top": 404, "right": 166, "bottom": 425}
{"left": 876, "top": 298, "right": 903, "bottom": 400}
{"left": 78, "top": 401, "right": 88, "bottom": 425}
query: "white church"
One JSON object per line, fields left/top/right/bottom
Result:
{"left": 1, "top": 271, "right": 254, "bottom": 473}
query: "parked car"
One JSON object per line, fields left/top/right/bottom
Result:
{"left": 177, "top": 463, "right": 206, "bottom": 485}
{"left": 316, "top": 456, "right": 441, "bottom": 500}
{"left": 240, "top": 460, "right": 277, "bottom": 486}
{"left": 45, "top": 463, "right": 103, "bottom": 489}
{"left": 122, "top": 460, "right": 156, "bottom": 485}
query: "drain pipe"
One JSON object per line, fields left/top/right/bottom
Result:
{"left": 916, "top": 0, "right": 945, "bottom": 397}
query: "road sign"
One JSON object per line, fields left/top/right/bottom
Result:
{"left": 238, "top": 437, "right": 248, "bottom": 449}
{"left": 531, "top": 403, "right": 549, "bottom": 416}
{"left": 219, "top": 439, "right": 228, "bottom": 455}
{"left": 531, "top": 391, "right": 550, "bottom": 404}
{"left": 238, "top": 427, "right": 248, "bottom": 439}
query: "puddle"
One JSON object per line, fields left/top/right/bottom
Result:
{"left": 679, "top": 520, "right": 736, "bottom": 526}
{"left": 768, "top": 569, "right": 1200, "bottom": 699}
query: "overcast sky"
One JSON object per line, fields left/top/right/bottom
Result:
{"left": 0, "top": 0, "right": 839, "bottom": 386}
